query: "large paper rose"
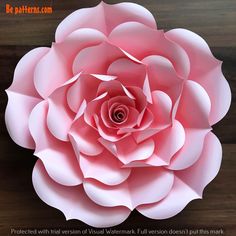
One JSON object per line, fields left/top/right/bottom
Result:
{"left": 5, "top": 1, "right": 231, "bottom": 227}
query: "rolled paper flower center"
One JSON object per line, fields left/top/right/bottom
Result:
{"left": 110, "top": 104, "right": 129, "bottom": 124}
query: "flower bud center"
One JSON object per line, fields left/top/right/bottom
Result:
{"left": 111, "top": 104, "right": 128, "bottom": 123}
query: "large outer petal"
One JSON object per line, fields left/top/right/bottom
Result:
{"left": 165, "top": 29, "right": 231, "bottom": 125}
{"left": 79, "top": 150, "right": 131, "bottom": 186}
{"left": 29, "top": 101, "right": 82, "bottom": 186}
{"left": 84, "top": 167, "right": 174, "bottom": 210}
{"left": 168, "top": 128, "right": 210, "bottom": 170}
{"left": 33, "top": 160, "right": 131, "bottom": 227}
{"left": 34, "top": 29, "right": 105, "bottom": 98}
{"left": 55, "top": 1, "right": 156, "bottom": 42}
{"left": 72, "top": 41, "right": 123, "bottom": 75}
{"left": 5, "top": 47, "right": 49, "bottom": 149}
{"left": 137, "top": 132, "right": 222, "bottom": 219}
{"left": 176, "top": 80, "right": 211, "bottom": 128}
{"left": 109, "top": 22, "right": 190, "bottom": 78}
{"left": 6, "top": 47, "right": 49, "bottom": 98}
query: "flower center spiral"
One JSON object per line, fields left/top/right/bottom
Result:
{"left": 110, "top": 104, "right": 129, "bottom": 124}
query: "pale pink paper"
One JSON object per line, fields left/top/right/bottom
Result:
{"left": 5, "top": 1, "right": 231, "bottom": 227}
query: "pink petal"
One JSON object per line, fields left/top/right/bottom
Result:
{"left": 143, "top": 74, "right": 152, "bottom": 103}
{"left": 126, "top": 86, "right": 147, "bottom": 112}
{"left": 137, "top": 176, "right": 199, "bottom": 219}
{"left": 84, "top": 92, "right": 108, "bottom": 128}
{"left": 114, "top": 107, "right": 139, "bottom": 130}
{"left": 166, "top": 29, "right": 231, "bottom": 125}
{"left": 67, "top": 74, "right": 101, "bottom": 113}
{"left": 119, "top": 48, "right": 142, "bottom": 64}
{"left": 29, "top": 101, "right": 55, "bottom": 152}
{"left": 90, "top": 74, "right": 117, "bottom": 81}
{"left": 122, "top": 85, "right": 136, "bottom": 99}
{"left": 29, "top": 101, "right": 82, "bottom": 186}
{"left": 168, "top": 128, "right": 210, "bottom": 170}
{"left": 47, "top": 84, "right": 75, "bottom": 142}
{"left": 5, "top": 92, "right": 41, "bottom": 149}
{"left": 5, "top": 47, "right": 49, "bottom": 149}
{"left": 132, "top": 128, "right": 160, "bottom": 144}
{"left": 36, "top": 146, "right": 82, "bottom": 187}
{"left": 138, "top": 132, "right": 222, "bottom": 219}
{"left": 83, "top": 167, "right": 174, "bottom": 210}
{"left": 98, "top": 137, "right": 117, "bottom": 156}
{"left": 34, "top": 29, "right": 106, "bottom": 98}
{"left": 176, "top": 132, "right": 222, "bottom": 197}
{"left": 54, "top": 28, "right": 106, "bottom": 62}
{"left": 55, "top": 1, "right": 156, "bottom": 41}
{"left": 101, "top": 97, "right": 136, "bottom": 129}
{"left": 123, "top": 107, "right": 140, "bottom": 128}
{"left": 33, "top": 160, "right": 131, "bottom": 227}
{"left": 109, "top": 22, "right": 190, "bottom": 78}
{"left": 176, "top": 80, "right": 211, "bottom": 128}
{"left": 119, "top": 109, "right": 154, "bottom": 137}
{"left": 80, "top": 150, "right": 131, "bottom": 186}
{"left": 137, "top": 108, "right": 154, "bottom": 129}
{"left": 94, "top": 115, "right": 125, "bottom": 142}
{"left": 74, "top": 99, "right": 87, "bottom": 120}
{"left": 69, "top": 116, "right": 103, "bottom": 156}
{"left": 107, "top": 58, "right": 146, "bottom": 88}
{"left": 115, "top": 136, "right": 155, "bottom": 164}
{"left": 73, "top": 41, "right": 123, "bottom": 75}
{"left": 149, "top": 90, "right": 172, "bottom": 128}
{"left": 7, "top": 47, "right": 49, "bottom": 98}
{"left": 132, "top": 92, "right": 172, "bottom": 143}
{"left": 108, "top": 96, "right": 135, "bottom": 108}
{"left": 100, "top": 101, "right": 116, "bottom": 128}
{"left": 34, "top": 44, "right": 72, "bottom": 98}
{"left": 97, "top": 80, "right": 125, "bottom": 97}
{"left": 145, "top": 120, "right": 185, "bottom": 166}
{"left": 142, "top": 55, "right": 183, "bottom": 103}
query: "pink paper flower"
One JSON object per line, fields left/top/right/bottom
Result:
{"left": 5, "top": 2, "right": 231, "bottom": 227}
